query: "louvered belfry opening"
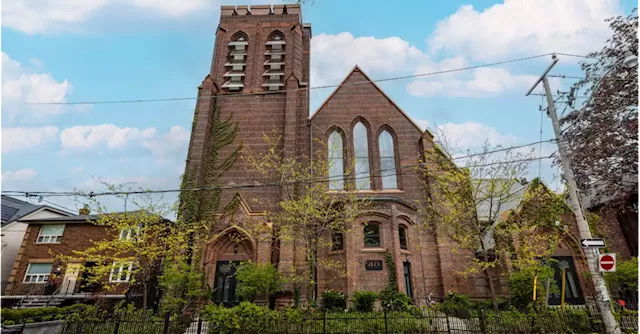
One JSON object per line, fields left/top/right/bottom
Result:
{"left": 263, "top": 31, "right": 285, "bottom": 91}
{"left": 222, "top": 32, "right": 248, "bottom": 91}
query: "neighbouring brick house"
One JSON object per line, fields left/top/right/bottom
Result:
{"left": 2, "top": 213, "right": 151, "bottom": 308}
{"left": 182, "top": 4, "right": 629, "bottom": 307}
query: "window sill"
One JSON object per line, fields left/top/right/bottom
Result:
{"left": 327, "top": 189, "right": 405, "bottom": 194}
{"left": 329, "top": 250, "right": 345, "bottom": 255}
{"left": 108, "top": 281, "right": 130, "bottom": 284}
{"left": 361, "top": 247, "right": 385, "bottom": 253}
{"left": 22, "top": 282, "right": 47, "bottom": 284}
{"left": 35, "top": 242, "right": 61, "bottom": 245}
{"left": 400, "top": 249, "right": 411, "bottom": 255}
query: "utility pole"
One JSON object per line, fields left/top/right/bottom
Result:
{"left": 526, "top": 55, "right": 621, "bottom": 334}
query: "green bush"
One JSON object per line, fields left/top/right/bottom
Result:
{"left": 321, "top": 290, "right": 346, "bottom": 311}
{"left": 606, "top": 257, "right": 638, "bottom": 296}
{"left": 1, "top": 304, "right": 94, "bottom": 324}
{"left": 507, "top": 264, "right": 557, "bottom": 310}
{"left": 203, "top": 301, "right": 278, "bottom": 333}
{"left": 353, "top": 291, "right": 378, "bottom": 312}
{"left": 235, "top": 261, "right": 281, "bottom": 304}
{"left": 379, "top": 289, "right": 411, "bottom": 312}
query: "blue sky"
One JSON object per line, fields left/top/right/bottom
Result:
{"left": 1, "top": 0, "right": 636, "bottom": 212}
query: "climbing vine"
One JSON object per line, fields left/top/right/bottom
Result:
{"left": 384, "top": 251, "right": 398, "bottom": 291}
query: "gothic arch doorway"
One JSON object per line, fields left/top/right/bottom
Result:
{"left": 204, "top": 227, "right": 257, "bottom": 306}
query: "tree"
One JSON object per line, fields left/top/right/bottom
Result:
{"left": 235, "top": 261, "right": 282, "bottom": 306}
{"left": 60, "top": 183, "right": 191, "bottom": 310}
{"left": 244, "top": 133, "right": 370, "bottom": 302}
{"left": 560, "top": 9, "right": 638, "bottom": 209}
{"left": 417, "top": 137, "right": 563, "bottom": 310}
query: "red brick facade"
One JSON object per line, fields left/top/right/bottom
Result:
{"left": 184, "top": 4, "right": 629, "bottom": 307}
{"left": 4, "top": 222, "right": 129, "bottom": 299}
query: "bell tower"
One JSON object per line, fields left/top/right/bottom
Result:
{"left": 183, "top": 4, "right": 312, "bottom": 273}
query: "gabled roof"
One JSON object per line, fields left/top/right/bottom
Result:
{"left": 309, "top": 65, "right": 435, "bottom": 139}
{"left": 1, "top": 195, "right": 73, "bottom": 227}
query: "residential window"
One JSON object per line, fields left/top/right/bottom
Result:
{"left": 24, "top": 263, "right": 53, "bottom": 283}
{"left": 119, "top": 225, "right": 141, "bottom": 241}
{"left": 353, "top": 122, "right": 371, "bottom": 190}
{"left": 36, "top": 225, "right": 65, "bottom": 243}
{"left": 332, "top": 233, "right": 344, "bottom": 251}
{"left": 364, "top": 224, "right": 381, "bottom": 247}
{"left": 328, "top": 131, "right": 345, "bottom": 190}
{"left": 399, "top": 226, "right": 408, "bottom": 250}
{"left": 378, "top": 130, "right": 398, "bottom": 189}
{"left": 109, "top": 262, "right": 133, "bottom": 283}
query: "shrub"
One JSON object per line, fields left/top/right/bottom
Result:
{"left": 606, "top": 257, "right": 638, "bottom": 296}
{"left": 321, "top": 290, "right": 346, "bottom": 311}
{"left": 507, "top": 264, "right": 556, "bottom": 310}
{"left": 235, "top": 261, "right": 281, "bottom": 304}
{"left": 379, "top": 289, "right": 411, "bottom": 312}
{"left": 203, "top": 301, "right": 278, "bottom": 333}
{"left": 1, "top": 304, "right": 94, "bottom": 324}
{"left": 438, "top": 291, "right": 470, "bottom": 313}
{"left": 353, "top": 291, "right": 378, "bottom": 312}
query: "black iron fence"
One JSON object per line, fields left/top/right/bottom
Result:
{"left": 58, "top": 305, "right": 638, "bottom": 334}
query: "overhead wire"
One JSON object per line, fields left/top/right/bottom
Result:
{"left": 26, "top": 53, "right": 565, "bottom": 106}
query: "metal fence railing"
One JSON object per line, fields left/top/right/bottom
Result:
{"left": 57, "top": 305, "right": 639, "bottom": 334}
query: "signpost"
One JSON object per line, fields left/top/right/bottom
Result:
{"left": 599, "top": 254, "right": 617, "bottom": 273}
{"left": 581, "top": 238, "right": 606, "bottom": 248}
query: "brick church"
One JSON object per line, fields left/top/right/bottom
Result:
{"left": 183, "top": 4, "right": 629, "bottom": 307}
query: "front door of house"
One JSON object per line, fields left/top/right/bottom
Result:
{"left": 213, "top": 261, "right": 239, "bottom": 307}
{"left": 60, "top": 263, "right": 81, "bottom": 295}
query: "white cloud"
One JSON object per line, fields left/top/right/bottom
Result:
{"left": 2, "top": 0, "right": 271, "bottom": 34}
{"left": 407, "top": 67, "right": 539, "bottom": 97}
{"left": 436, "top": 122, "right": 518, "bottom": 149}
{"left": 70, "top": 166, "right": 85, "bottom": 174}
{"left": 2, "top": 126, "right": 59, "bottom": 153}
{"left": 142, "top": 125, "right": 190, "bottom": 165}
{"left": 2, "top": 169, "right": 37, "bottom": 182}
{"left": 60, "top": 124, "right": 156, "bottom": 150}
{"left": 428, "top": 0, "right": 620, "bottom": 61}
{"left": 2, "top": 52, "right": 71, "bottom": 124}
{"left": 311, "top": 32, "right": 425, "bottom": 89}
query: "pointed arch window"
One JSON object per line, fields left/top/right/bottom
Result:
{"left": 328, "top": 131, "right": 344, "bottom": 190}
{"left": 223, "top": 32, "right": 248, "bottom": 91}
{"left": 263, "top": 31, "right": 286, "bottom": 91}
{"left": 378, "top": 130, "right": 398, "bottom": 189}
{"left": 353, "top": 122, "right": 371, "bottom": 190}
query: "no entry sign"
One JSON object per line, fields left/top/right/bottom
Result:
{"left": 599, "top": 253, "right": 616, "bottom": 272}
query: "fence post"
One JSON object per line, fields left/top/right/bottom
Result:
{"left": 478, "top": 309, "right": 488, "bottom": 334}
{"left": 112, "top": 314, "right": 121, "bottom": 334}
{"left": 384, "top": 309, "right": 389, "bottom": 334}
{"left": 323, "top": 310, "right": 327, "bottom": 334}
{"left": 197, "top": 316, "right": 203, "bottom": 334}
{"left": 162, "top": 311, "right": 171, "bottom": 334}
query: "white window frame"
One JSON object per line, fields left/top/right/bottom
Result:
{"left": 109, "top": 262, "right": 133, "bottom": 283}
{"left": 36, "top": 224, "right": 65, "bottom": 244}
{"left": 23, "top": 263, "right": 53, "bottom": 283}
{"left": 119, "top": 225, "right": 141, "bottom": 241}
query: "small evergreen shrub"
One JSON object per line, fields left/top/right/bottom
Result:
{"left": 321, "top": 290, "right": 346, "bottom": 311}
{"left": 353, "top": 291, "right": 378, "bottom": 312}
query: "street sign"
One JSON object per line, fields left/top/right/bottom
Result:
{"left": 599, "top": 253, "right": 616, "bottom": 272}
{"left": 581, "top": 238, "right": 606, "bottom": 248}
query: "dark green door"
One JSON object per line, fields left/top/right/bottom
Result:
{"left": 213, "top": 261, "right": 239, "bottom": 307}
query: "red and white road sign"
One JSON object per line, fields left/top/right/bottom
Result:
{"left": 599, "top": 253, "right": 616, "bottom": 272}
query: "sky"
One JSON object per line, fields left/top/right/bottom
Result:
{"left": 1, "top": 0, "right": 636, "bottom": 214}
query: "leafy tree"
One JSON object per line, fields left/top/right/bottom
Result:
{"left": 61, "top": 183, "right": 191, "bottom": 310}
{"left": 244, "top": 132, "right": 370, "bottom": 302}
{"left": 417, "top": 136, "right": 566, "bottom": 310}
{"left": 605, "top": 257, "right": 638, "bottom": 299}
{"left": 560, "top": 9, "right": 638, "bottom": 209}
{"left": 235, "top": 261, "right": 282, "bottom": 306}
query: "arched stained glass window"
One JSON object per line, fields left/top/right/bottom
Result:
{"left": 328, "top": 131, "right": 344, "bottom": 190}
{"left": 378, "top": 130, "right": 398, "bottom": 189}
{"left": 353, "top": 122, "right": 371, "bottom": 190}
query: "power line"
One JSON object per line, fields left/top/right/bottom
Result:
{"left": 548, "top": 74, "right": 636, "bottom": 81}
{"left": 26, "top": 53, "right": 562, "bottom": 106}
{"left": 2, "top": 155, "right": 556, "bottom": 199}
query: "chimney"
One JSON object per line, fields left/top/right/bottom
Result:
{"left": 79, "top": 205, "right": 90, "bottom": 215}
